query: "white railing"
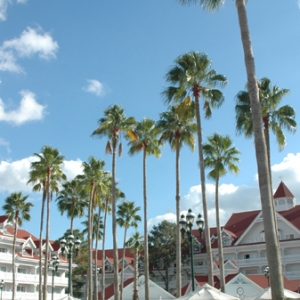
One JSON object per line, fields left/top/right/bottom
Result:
{"left": 1, "top": 291, "right": 64, "bottom": 300}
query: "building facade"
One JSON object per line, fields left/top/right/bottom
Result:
{"left": 0, "top": 216, "right": 69, "bottom": 300}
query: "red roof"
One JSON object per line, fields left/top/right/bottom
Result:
{"left": 98, "top": 277, "right": 133, "bottom": 300}
{"left": 274, "top": 181, "right": 294, "bottom": 199}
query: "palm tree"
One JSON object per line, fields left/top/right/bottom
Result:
{"left": 28, "top": 146, "right": 66, "bottom": 300}
{"left": 92, "top": 104, "right": 136, "bottom": 300}
{"left": 156, "top": 102, "right": 197, "bottom": 296}
{"left": 163, "top": 52, "right": 227, "bottom": 285}
{"left": 127, "top": 118, "right": 161, "bottom": 300}
{"left": 235, "top": 77, "right": 297, "bottom": 181}
{"left": 125, "top": 232, "right": 144, "bottom": 300}
{"left": 117, "top": 201, "right": 141, "bottom": 300}
{"left": 56, "top": 179, "right": 88, "bottom": 234}
{"left": 76, "top": 157, "right": 106, "bottom": 300}
{"left": 175, "top": 1, "right": 285, "bottom": 298}
{"left": 56, "top": 179, "right": 88, "bottom": 296}
{"left": 100, "top": 173, "right": 125, "bottom": 300}
{"left": 203, "top": 133, "right": 240, "bottom": 292}
{"left": 2, "top": 192, "right": 33, "bottom": 300}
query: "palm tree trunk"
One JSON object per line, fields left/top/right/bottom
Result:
{"left": 215, "top": 176, "right": 225, "bottom": 292}
{"left": 39, "top": 189, "right": 46, "bottom": 300}
{"left": 70, "top": 218, "right": 74, "bottom": 297}
{"left": 193, "top": 89, "right": 214, "bottom": 285}
{"left": 12, "top": 220, "right": 18, "bottom": 300}
{"left": 175, "top": 141, "right": 181, "bottom": 297}
{"left": 112, "top": 146, "right": 120, "bottom": 300}
{"left": 120, "top": 227, "right": 127, "bottom": 300}
{"left": 235, "top": 1, "right": 284, "bottom": 299}
{"left": 86, "top": 184, "right": 95, "bottom": 300}
{"left": 132, "top": 249, "right": 139, "bottom": 300}
{"left": 101, "top": 199, "right": 108, "bottom": 300}
{"left": 94, "top": 206, "right": 101, "bottom": 300}
{"left": 43, "top": 170, "right": 51, "bottom": 300}
{"left": 143, "top": 149, "right": 150, "bottom": 300}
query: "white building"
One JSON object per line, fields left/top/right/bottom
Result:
{"left": 94, "top": 182, "right": 300, "bottom": 297}
{"left": 0, "top": 216, "right": 70, "bottom": 300}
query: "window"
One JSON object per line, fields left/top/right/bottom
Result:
{"left": 286, "top": 234, "right": 294, "bottom": 239}
{"left": 0, "top": 248, "right": 7, "bottom": 253}
{"left": 244, "top": 254, "right": 250, "bottom": 259}
{"left": 18, "top": 268, "right": 27, "bottom": 274}
{"left": 17, "top": 286, "right": 26, "bottom": 292}
{"left": 288, "top": 198, "right": 293, "bottom": 204}
{"left": 0, "top": 266, "right": 6, "bottom": 272}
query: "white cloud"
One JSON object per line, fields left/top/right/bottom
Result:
{"left": 0, "top": 90, "right": 46, "bottom": 125}
{"left": 3, "top": 27, "right": 58, "bottom": 59}
{"left": 16, "top": 0, "right": 27, "bottom": 3}
{"left": 83, "top": 79, "right": 108, "bottom": 97}
{"left": 63, "top": 159, "right": 83, "bottom": 180}
{"left": 148, "top": 213, "right": 176, "bottom": 230}
{"left": 0, "top": 0, "right": 10, "bottom": 21}
{"left": 0, "top": 156, "right": 83, "bottom": 193}
{"left": 0, "top": 138, "right": 10, "bottom": 153}
{"left": 0, "top": 27, "right": 58, "bottom": 73}
{"left": 148, "top": 152, "right": 300, "bottom": 230}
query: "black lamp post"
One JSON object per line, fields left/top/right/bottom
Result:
{"left": 49, "top": 255, "right": 60, "bottom": 300}
{"left": 0, "top": 280, "right": 4, "bottom": 300}
{"left": 60, "top": 234, "right": 81, "bottom": 296}
{"left": 264, "top": 266, "right": 270, "bottom": 287}
{"left": 179, "top": 209, "right": 205, "bottom": 291}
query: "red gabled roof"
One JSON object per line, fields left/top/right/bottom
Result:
{"left": 274, "top": 181, "right": 294, "bottom": 199}
{"left": 224, "top": 210, "right": 260, "bottom": 241}
{"left": 279, "top": 205, "right": 300, "bottom": 230}
{"left": 98, "top": 277, "right": 133, "bottom": 300}
{"left": 5, "top": 227, "right": 38, "bottom": 240}
{"left": 0, "top": 215, "right": 8, "bottom": 223}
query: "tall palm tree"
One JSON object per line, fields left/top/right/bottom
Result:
{"left": 203, "top": 133, "right": 240, "bottom": 292}
{"left": 156, "top": 102, "right": 197, "bottom": 296}
{"left": 2, "top": 192, "right": 33, "bottom": 300}
{"left": 28, "top": 146, "right": 66, "bottom": 300}
{"left": 100, "top": 173, "right": 125, "bottom": 300}
{"left": 125, "top": 232, "right": 144, "bottom": 300}
{"left": 76, "top": 157, "right": 106, "bottom": 300}
{"left": 235, "top": 77, "right": 297, "bottom": 180}
{"left": 175, "top": 1, "right": 285, "bottom": 298}
{"left": 163, "top": 52, "right": 227, "bottom": 285}
{"left": 127, "top": 118, "right": 161, "bottom": 300}
{"left": 117, "top": 201, "right": 141, "bottom": 300}
{"left": 92, "top": 104, "right": 136, "bottom": 300}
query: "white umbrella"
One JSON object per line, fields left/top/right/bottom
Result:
{"left": 253, "top": 287, "right": 300, "bottom": 300}
{"left": 178, "top": 284, "right": 239, "bottom": 300}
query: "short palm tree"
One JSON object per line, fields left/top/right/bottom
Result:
{"left": 125, "top": 232, "right": 144, "bottom": 300}
{"left": 176, "top": 1, "right": 285, "bottom": 297}
{"left": 117, "top": 201, "right": 141, "bottom": 300}
{"left": 76, "top": 156, "right": 106, "bottom": 299}
{"left": 163, "top": 51, "right": 227, "bottom": 284}
{"left": 2, "top": 192, "right": 33, "bottom": 300}
{"left": 127, "top": 118, "right": 161, "bottom": 300}
{"left": 157, "top": 102, "right": 197, "bottom": 296}
{"left": 92, "top": 104, "right": 136, "bottom": 300}
{"left": 56, "top": 179, "right": 88, "bottom": 233}
{"left": 28, "top": 145, "right": 66, "bottom": 300}
{"left": 203, "top": 133, "right": 240, "bottom": 292}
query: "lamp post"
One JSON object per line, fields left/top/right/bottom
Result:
{"left": 0, "top": 280, "right": 4, "bottom": 300}
{"left": 49, "top": 255, "right": 60, "bottom": 300}
{"left": 179, "top": 209, "right": 204, "bottom": 291}
{"left": 264, "top": 266, "right": 270, "bottom": 287}
{"left": 60, "top": 234, "right": 81, "bottom": 296}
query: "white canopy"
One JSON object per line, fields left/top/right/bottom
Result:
{"left": 178, "top": 283, "right": 239, "bottom": 300}
{"left": 108, "top": 275, "right": 176, "bottom": 300}
{"left": 253, "top": 287, "right": 300, "bottom": 300}
{"left": 60, "top": 295, "right": 81, "bottom": 300}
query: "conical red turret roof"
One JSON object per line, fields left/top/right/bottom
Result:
{"left": 274, "top": 181, "right": 294, "bottom": 199}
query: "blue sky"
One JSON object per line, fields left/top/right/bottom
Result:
{"left": 0, "top": 0, "right": 299, "bottom": 249}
